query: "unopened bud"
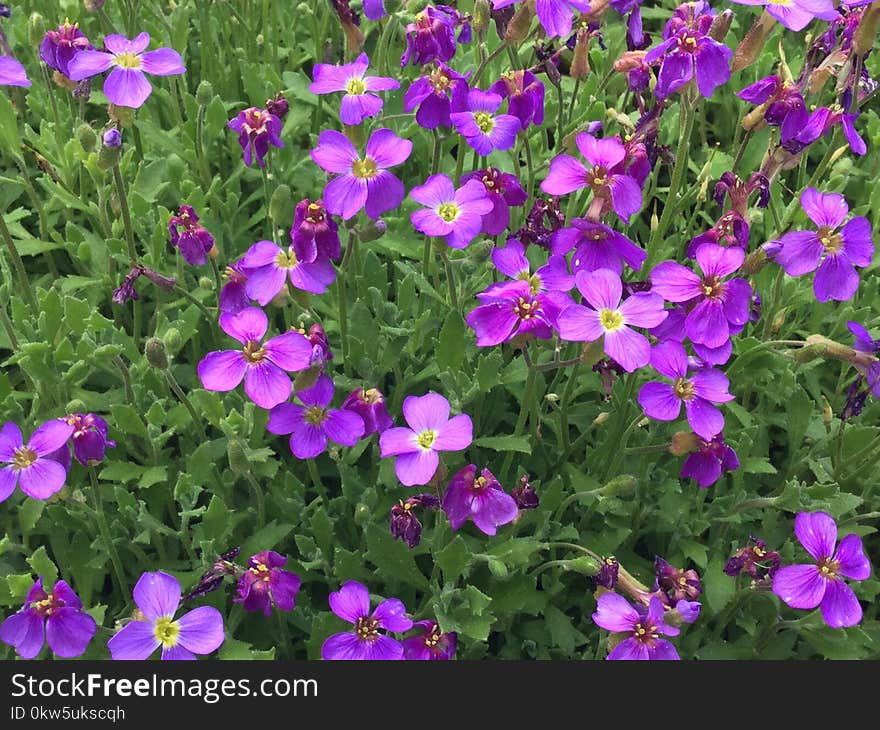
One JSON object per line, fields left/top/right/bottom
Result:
{"left": 269, "top": 184, "right": 292, "bottom": 222}
{"left": 469, "top": 239, "right": 495, "bottom": 262}
{"left": 145, "top": 337, "right": 168, "bottom": 369}
{"left": 741, "top": 247, "right": 768, "bottom": 275}
{"left": 771, "top": 309, "right": 786, "bottom": 335}
{"left": 592, "top": 411, "right": 610, "bottom": 428}
{"left": 163, "top": 328, "right": 181, "bottom": 354}
{"left": 505, "top": 1, "right": 533, "bottom": 43}
{"left": 854, "top": 3, "right": 880, "bottom": 56}
{"left": 354, "top": 503, "right": 371, "bottom": 525}
{"left": 357, "top": 218, "right": 387, "bottom": 243}
{"left": 600, "top": 474, "right": 636, "bottom": 497}
{"left": 28, "top": 13, "right": 45, "bottom": 46}
{"left": 792, "top": 342, "right": 828, "bottom": 363}
{"left": 487, "top": 559, "right": 509, "bottom": 579}
{"left": 198, "top": 276, "right": 214, "bottom": 290}
{"left": 473, "top": 0, "right": 490, "bottom": 34}
{"left": 227, "top": 439, "right": 250, "bottom": 475}
{"left": 84, "top": 0, "right": 106, "bottom": 10}
{"left": 96, "top": 143, "right": 120, "bottom": 170}
{"left": 66, "top": 399, "right": 87, "bottom": 413}
{"left": 565, "top": 556, "right": 600, "bottom": 576}
{"left": 195, "top": 80, "right": 214, "bottom": 106}
{"left": 102, "top": 128, "right": 122, "bottom": 149}
{"left": 669, "top": 430, "right": 700, "bottom": 456}
{"left": 76, "top": 123, "right": 97, "bottom": 153}
{"left": 571, "top": 27, "right": 591, "bottom": 79}
{"left": 821, "top": 395, "right": 833, "bottom": 426}
{"left": 708, "top": 9, "right": 734, "bottom": 42}
{"left": 293, "top": 367, "right": 322, "bottom": 393}
{"left": 732, "top": 10, "right": 776, "bottom": 73}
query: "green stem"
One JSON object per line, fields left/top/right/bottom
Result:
{"left": 112, "top": 163, "right": 138, "bottom": 262}
{"left": 164, "top": 369, "right": 208, "bottom": 442}
{"left": 501, "top": 355, "right": 537, "bottom": 481}
{"left": 441, "top": 249, "right": 459, "bottom": 310}
{"left": 307, "top": 459, "right": 328, "bottom": 505}
{"left": 88, "top": 467, "right": 130, "bottom": 605}
{"left": 113, "top": 356, "right": 136, "bottom": 406}
{"left": 0, "top": 212, "right": 37, "bottom": 310}
{"left": 244, "top": 470, "right": 266, "bottom": 525}
{"left": 472, "top": 41, "right": 509, "bottom": 88}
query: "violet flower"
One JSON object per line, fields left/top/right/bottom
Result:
{"left": 342, "top": 387, "right": 394, "bottom": 436}
{"left": 67, "top": 33, "right": 185, "bottom": 109}
{"left": 848, "top": 320, "right": 880, "bottom": 397}
{"left": 725, "top": 537, "right": 780, "bottom": 585}
{"left": 311, "top": 128, "right": 412, "bottom": 220}
{"left": 400, "top": 6, "right": 457, "bottom": 66}
{"left": 309, "top": 52, "right": 399, "bottom": 126}
{"left": 460, "top": 168, "right": 527, "bottom": 235}
{"left": 410, "top": 174, "right": 494, "bottom": 249}
{"left": 737, "top": 74, "right": 808, "bottom": 143}
{"left": 363, "top": 0, "right": 387, "bottom": 20}
{"left": 240, "top": 239, "right": 336, "bottom": 301}
{"left": 557, "top": 269, "right": 667, "bottom": 372}
{"left": 0, "top": 56, "right": 31, "bottom": 87}
{"left": 403, "top": 61, "right": 469, "bottom": 129}
{"left": 227, "top": 106, "right": 284, "bottom": 168}
{"left": 441, "top": 464, "right": 519, "bottom": 536}
{"left": 234, "top": 551, "right": 301, "bottom": 616}
{"left": 450, "top": 89, "right": 520, "bottom": 155}
{"left": 551, "top": 219, "right": 647, "bottom": 274}
{"left": 169, "top": 206, "right": 215, "bottom": 266}
{"left": 530, "top": 0, "right": 593, "bottom": 38}
{"left": 0, "top": 420, "right": 74, "bottom": 502}
{"left": 390, "top": 494, "right": 441, "bottom": 548}
{"left": 219, "top": 261, "right": 250, "bottom": 315}
{"left": 64, "top": 413, "right": 115, "bottom": 466}
{"left": 197, "top": 307, "right": 313, "bottom": 410}
{"left": 680, "top": 432, "right": 739, "bottom": 488}
{"left": 291, "top": 199, "right": 340, "bottom": 264}
{"left": 488, "top": 69, "right": 545, "bottom": 129}
{"left": 487, "top": 239, "right": 573, "bottom": 295}
{"left": 592, "top": 594, "right": 680, "bottom": 660}
{"left": 267, "top": 374, "right": 365, "bottom": 459}
{"left": 728, "top": 0, "right": 837, "bottom": 32}
{"left": 771, "top": 188, "right": 873, "bottom": 303}
{"left": 773, "top": 511, "right": 871, "bottom": 628}
{"left": 108, "top": 571, "right": 225, "bottom": 660}
{"left": 379, "top": 393, "right": 472, "bottom": 486}
{"left": 466, "top": 280, "right": 571, "bottom": 347}
{"left": 0, "top": 578, "right": 96, "bottom": 659}
{"left": 403, "top": 620, "right": 457, "bottom": 660}
{"left": 40, "top": 21, "right": 93, "bottom": 78}
{"left": 654, "top": 557, "right": 702, "bottom": 605}
{"left": 321, "top": 581, "right": 413, "bottom": 660}
{"left": 511, "top": 475, "right": 539, "bottom": 510}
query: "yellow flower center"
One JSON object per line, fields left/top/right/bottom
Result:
{"left": 252, "top": 562, "right": 272, "bottom": 582}
{"left": 345, "top": 77, "right": 367, "bottom": 95}
{"left": 355, "top": 617, "right": 380, "bottom": 642}
{"left": 632, "top": 622, "right": 659, "bottom": 643}
{"left": 243, "top": 340, "right": 267, "bottom": 364}
{"left": 817, "top": 226, "right": 843, "bottom": 254}
{"left": 153, "top": 617, "right": 180, "bottom": 648}
{"left": 275, "top": 248, "right": 299, "bottom": 269}
{"left": 416, "top": 429, "right": 437, "bottom": 450}
{"left": 304, "top": 405, "right": 328, "bottom": 426}
{"left": 425, "top": 628, "right": 442, "bottom": 647}
{"left": 701, "top": 275, "right": 724, "bottom": 299}
{"left": 352, "top": 157, "right": 378, "bottom": 180}
{"left": 474, "top": 111, "right": 495, "bottom": 135}
{"left": 513, "top": 296, "right": 539, "bottom": 320}
{"left": 114, "top": 51, "right": 142, "bottom": 70}
{"left": 437, "top": 202, "right": 459, "bottom": 222}
{"left": 673, "top": 377, "right": 695, "bottom": 401}
{"left": 599, "top": 308, "right": 624, "bottom": 332}
{"left": 12, "top": 447, "right": 37, "bottom": 471}
{"left": 818, "top": 557, "right": 840, "bottom": 580}
{"left": 515, "top": 271, "right": 543, "bottom": 295}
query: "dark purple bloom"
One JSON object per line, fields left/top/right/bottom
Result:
{"left": 219, "top": 261, "right": 250, "bottom": 314}
{"left": 311, "top": 128, "right": 412, "bottom": 220}
{"left": 725, "top": 537, "right": 780, "bottom": 585}
{"left": 461, "top": 168, "right": 527, "bottom": 235}
{"left": 466, "top": 280, "right": 572, "bottom": 347}
{"left": 651, "top": 243, "right": 752, "bottom": 349}
{"left": 653, "top": 557, "right": 702, "bottom": 605}
{"left": 304, "top": 323, "right": 334, "bottom": 371}
{"left": 552, "top": 219, "right": 647, "bottom": 274}
{"left": 363, "top": 0, "right": 387, "bottom": 20}
{"left": 410, "top": 174, "right": 494, "bottom": 249}
{"left": 240, "top": 239, "right": 336, "bottom": 302}
{"left": 390, "top": 494, "right": 440, "bottom": 548}
{"left": 227, "top": 106, "right": 284, "bottom": 168}
{"left": 401, "top": 6, "right": 457, "bottom": 66}
{"left": 0, "top": 420, "right": 74, "bottom": 502}
{"left": 680, "top": 432, "right": 739, "bottom": 488}
{"left": 638, "top": 340, "right": 733, "bottom": 440}
{"left": 727, "top": 0, "right": 837, "bottom": 32}
{"left": 402, "top": 620, "right": 457, "bottom": 660}
{"left": 183, "top": 547, "right": 241, "bottom": 601}
{"left": 0, "top": 56, "right": 31, "bottom": 87}
{"left": 197, "top": 307, "right": 313, "bottom": 410}
{"left": 234, "top": 551, "right": 301, "bottom": 616}
{"left": 267, "top": 374, "right": 365, "bottom": 458}
{"left": 342, "top": 387, "right": 394, "bottom": 436}
{"left": 40, "top": 21, "right": 93, "bottom": 77}
{"left": 558, "top": 269, "right": 667, "bottom": 373}
{"left": 511, "top": 474, "right": 539, "bottom": 510}
{"left": 737, "top": 75, "right": 808, "bottom": 143}
{"left": 403, "top": 61, "right": 469, "bottom": 129}
{"left": 541, "top": 133, "right": 642, "bottom": 224}
{"left": 265, "top": 92, "right": 289, "bottom": 119}
{"left": 67, "top": 33, "right": 185, "bottom": 109}
{"left": 595, "top": 556, "right": 620, "bottom": 589}
{"left": 773, "top": 511, "right": 871, "bottom": 628}
{"left": 291, "top": 199, "right": 340, "bottom": 264}
{"left": 309, "top": 52, "right": 399, "bottom": 126}
{"left": 112, "top": 263, "right": 176, "bottom": 305}
{"left": 441, "top": 464, "right": 518, "bottom": 536}
{"left": 64, "top": 413, "right": 115, "bottom": 466}
{"left": 514, "top": 197, "right": 566, "bottom": 249}
{"left": 322, "top": 581, "right": 413, "bottom": 660}
{"left": 848, "top": 320, "right": 880, "bottom": 397}
{"left": 108, "top": 571, "right": 225, "bottom": 660}
{"left": 772, "top": 188, "right": 873, "bottom": 303}
{"left": 0, "top": 578, "right": 96, "bottom": 659}
{"left": 379, "top": 393, "right": 472, "bottom": 487}
{"left": 488, "top": 69, "right": 545, "bottom": 129}
{"left": 450, "top": 89, "right": 520, "bottom": 155}
{"left": 592, "top": 594, "right": 680, "bottom": 660}
{"left": 169, "top": 205, "right": 215, "bottom": 266}
{"left": 488, "top": 239, "right": 573, "bottom": 294}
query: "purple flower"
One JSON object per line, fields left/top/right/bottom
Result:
{"left": 0, "top": 578, "right": 96, "bottom": 659}
{"left": 169, "top": 205, "right": 215, "bottom": 266}
{"left": 108, "top": 571, "right": 225, "bottom": 660}
{"left": 197, "top": 307, "right": 313, "bottom": 410}
{"left": 363, "top": 0, "right": 387, "bottom": 20}
{"left": 0, "top": 56, "right": 31, "bottom": 87}
{"left": 515, "top": 197, "right": 566, "bottom": 249}
{"left": 488, "top": 239, "right": 573, "bottom": 294}
{"left": 403, "top": 62, "right": 469, "bottom": 129}
{"left": 592, "top": 594, "right": 680, "bottom": 660}
{"left": 737, "top": 75, "right": 808, "bottom": 143}
{"left": 183, "top": 547, "right": 241, "bottom": 601}
{"left": 402, "top": 620, "right": 457, "bottom": 660}
{"left": 644, "top": 3, "right": 732, "bottom": 100}
{"left": 552, "top": 219, "right": 647, "bottom": 275}
{"left": 227, "top": 106, "right": 284, "bottom": 168}
{"left": 848, "top": 320, "right": 880, "bottom": 397}
{"left": 390, "top": 494, "right": 440, "bottom": 548}
{"left": 102, "top": 128, "right": 122, "bottom": 148}
{"left": 309, "top": 52, "right": 399, "bottom": 126}
{"left": 441, "top": 464, "right": 519, "bottom": 536}
{"left": 461, "top": 168, "right": 527, "bottom": 235}
{"left": 558, "top": 269, "right": 667, "bottom": 373}
{"left": 725, "top": 537, "right": 780, "bottom": 585}
{"left": 304, "top": 323, "right": 334, "bottom": 371}
{"left": 651, "top": 243, "right": 752, "bottom": 349}
{"left": 40, "top": 21, "right": 93, "bottom": 77}
{"left": 240, "top": 240, "right": 336, "bottom": 302}
{"left": 401, "top": 6, "right": 457, "bottom": 66}
{"left": 111, "top": 263, "right": 176, "bottom": 304}
{"left": 267, "top": 375, "right": 365, "bottom": 459}
{"left": 233, "top": 551, "right": 301, "bottom": 616}
{"left": 541, "top": 133, "right": 642, "bottom": 224}
{"left": 0, "top": 420, "right": 74, "bottom": 502}
{"left": 379, "top": 393, "right": 473, "bottom": 487}
{"left": 654, "top": 557, "right": 702, "bottom": 605}
{"left": 219, "top": 261, "right": 250, "bottom": 315}
{"left": 450, "top": 89, "right": 520, "bottom": 156}
{"left": 728, "top": 0, "right": 837, "bottom": 32}
{"left": 772, "top": 511, "right": 871, "bottom": 628}
{"left": 466, "top": 280, "right": 571, "bottom": 347}
{"left": 771, "top": 188, "right": 873, "bottom": 303}
{"left": 67, "top": 33, "right": 185, "bottom": 109}
{"left": 595, "top": 557, "right": 620, "bottom": 589}
{"left": 488, "top": 69, "right": 545, "bottom": 129}
{"left": 342, "top": 387, "right": 394, "bottom": 436}
{"left": 311, "top": 128, "right": 412, "bottom": 220}
{"left": 321, "top": 581, "right": 413, "bottom": 660}
{"left": 410, "top": 174, "right": 494, "bottom": 249}
{"left": 64, "top": 413, "right": 115, "bottom": 466}
{"left": 291, "top": 199, "right": 340, "bottom": 264}
{"left": 534, "top": 0, "right": 593, "bottom": 38}
{"left": 680, "top": 432, "right": 739, "bottom": 488}
{"left": 637, "top": 340, "right": 733, "bottom": 440}
{"left": 511, "top": 474, "right": 539, "bottom": 510}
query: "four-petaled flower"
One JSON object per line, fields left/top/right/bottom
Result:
{"left": 450, "top": 89, "right": 521, "bottom": 155}
{"left": 234, "top": 551, "right": 302, "bottom": 616}
{"left": 0, "top": 420, "right": 74, "bottom": 502}
{"left": 227, "top": 106, "right": 285, "bottom": 168}
{"left": 441, "top": 464, "right": 519, "bottom": 536}
{"left": 402, "top": 620, "right": 457, "bottom": 660}
{"left": 410, "top": 174, "right": 494, "bottom": 249}
{"left": 592, "top": 593, "right": 680, "bottom": 660}
{"left": 309, "top": 52, "right": 399, "bottom": 126}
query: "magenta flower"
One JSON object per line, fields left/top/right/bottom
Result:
{"left": 169, "top": 206, "right": 215, "bottom": 266}
{"left": 441, "top": 465, "right": 519, "bottom": 536}
{"left": 403, "top": 62, "right": 469, "bottom": 129}
{"left": 450, "top": 89, "right": 520, "bottom": 156}
{"left": 592, "top": 594, "right": 680, "bottom": 660}
{"left": 650, "top": 243, "right": 752, "bottom": 349}
{"left": 342, "top": 387, "right": 394, "bottom": 436}
{"left": 64, "top": 413, "right": 115, "bottom": 466}
{"left": 0, "top": 578, "right": 96, "bottom": 659}
{"left": 108, "top": 572, "right": 225, "bottom": 660}
{"left": 311, "top": 128, "right": 412, "bottom": 220}
{"left": 488, "top": 239, "right": 573, "bottom": 295}
{"left": 529, "top": 0, "right": 593, "bottom": 38}
{"left": 67, "top": 32, "right": 185, "bottom": 109}
{"left": 0, "top": 56, "right": 31, "bottom": 87}
{"left": 39, "top": 21, "right": 93, "bottom": 77}
{"left": 219, "top": 261, "right": 250, "bottom": 315}
{"left": 488, "top": 69, "right": 545, "bottom": 130}
{"left": 410, "top": 174, "right": 494, "bottom": 249}
{"left": 771, "top": 188, "right": 873, "bottom": 303}
{"left": 728, "top": 0, "right": 837, "bottom": 32}
{"left": 0, "top": 420, "right": 74, "bottom": 502}
{"left": 557, "top": 269, "right": 667, "bottom": 373}
{"left": 309, "top": 52, "right": 399, "bottom": 126}
{"left": 240, "top": 240, "right": 336, "bottom": 302}
{"left": 460, "top": 168, "right": 527, "bottom": 235}
{"left": 234, "top": 551, "right": 301, "bottom": 617}
{"left": 291, "top": 199, "right": 340, "bottom": 264}
{"left": 197, "top": 307, "right": 313, "bottom": 410}
{"left": 541, "top": 133, "right": 642, "bottom": 224}
{"left": 379, "top": 393, "right": 472, "bottom": 486}
{"left": 680, "top": 432, "right": 739, "bottom": 488}
{"left": 400, "top": 6, "right": 457, "bottom": 66}
{"left": 772, "top": 511, "right": 871, "bottom": 628}
{"left": 227, "top": 106, "right": 284, "bottom": 168}
{"left": 637, "top": 341, "right": 733, "bottom": 440}
{"left": 402, "top": 620, "right": 457, "bottom": 660}
{"left": 267, "top": 375, "right": 365, "bottom": 459}
{"left": 848, "top": 320, "right": 880, "bottom": 397}
{"left": 466, "top": 280, "right": 572, "bottom": 347}
{"left": 737, "top": 75, "right": 808, "bottom": 144}
{"left": 321, "top": 581, "right": 413, "bottom": 660}
{"left": 551, "top": 219, "right": 647, "bottom": 274}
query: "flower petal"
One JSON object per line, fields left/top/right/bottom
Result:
{"left": 605, "top": 326, "right": 651, "bottom": 373}
{"left": 103, "top": 67, "right": 153, "bottom": 108}
{"left": 379, "top": 427, "right": 418, "bottom": 457}
{"left": 800, "top": 187, "right": 849, "bottom": 229}
{"left": 45, "top": 608, "right": 96, "bottom": 658}
{"left": 244, "top": 362, "right": 291, "bottom": 410}
{"left": 819, "top": 579, "right": 863, "bottom": 629}
{"left": 28, "top": 420, "right": 75, "bottom": 456}
{"left": 263, "top": 331, "right": 313, "bottom": 372}
{"left": 833, "top": 534, "right": 871, "bottom": 581}
{"left": 366, "top": 128, "right": 412, "bottom": 168}
{"left": 108, "top": 621, "right": 159, "bottom": 660}
{"left": 324, "top": 409, "right": 365, "bottom": 447}
{"left": 310, "top": 130, "right": 358, "bottom": 173}
{"left": 402, "top": 393, "right": 450, "bottom": 433}
{"left": 638, "top": 382, "right": 682, "bottom": 422}
{"left": 321, "top": 631, "right": 366, "bottom": 660}
{"left": 133, "top": 571, "right": 181, "bottom": 620}
{"left": 433, "top": 414, "right": 473, "bottom": 451}
{"left": 139, "top": 48, "right": 185, "bottom": 76}
{"left": 0, "top": 421, "right": 23, "bottom": 461}
{"left": 0, "top": 610, "right": 45, "bottom": 659}
{"left": 795, "top": 511, "right": 838, "bottom": 561}
{"left": 372, "top": 598, "right": 413, "bottom": 633}
{"left": 17, "top": 459, "right": 68, "bottom": 500}
{"left": 394, "top": 449, "right": 440, "bottom": 486}
{"left": 197, "top": 350, "right": 248, "bottom": 392}
{"left": 176, "top": 606, "right": 225, "bottom": 655}
{"left": 329, "top": 581, "right": 370, "bottom": 624}
{"left": 592, "top": 592, "right": 639, "bottom": 633}
{"left": 66, "top": 50, "right": 114, "bottom": 81}
{"left": 772, "top": 564, "right": 826, "bottom": 609}
{"left": 219, "top": 306, "right": 269, "bottom": 343}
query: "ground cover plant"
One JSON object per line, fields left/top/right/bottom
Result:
{"left": 0, "top": 0, "right": 878, "bottom": 661}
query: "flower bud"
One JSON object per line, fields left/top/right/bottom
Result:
{"left": 571, "top": 26, "right": 591, "bottom": 79}
{"left": 565, "top": 556, "right": 600, "bottom": 576}
{"left": 821, "top": 395, "right": 833, "bottom": 426}
{"left": 732, "top": 10, "right": 776, "bottom": 73}
{"left": 487, "top": 559, "right": 509, "bottom": 579}
{"left": 227, "top": 439, "right": 250, "bottom": 475}
{"left": 103, "top": 128, "right": 122, "bottom": 149}
{"left": 599, "top": 474, "right": 636, "bottom": 497}
{"left": 198, "top": 276, "right": 214, "bottom": 290}
{"left": 505, "top": 1, "right": 533, "bottom": 43}
{"left": 76, "top": 123, "right": 97, "bottom": 153}
{"left": 741, "top": 247, "right": 767, "bottom": 275}
{"left": 669, "top": 430, "right": 700, "bottom": 456}
{"left": 96, "top": 143, "right": 120, "bottom": 170}
{"left": 84, "top": 0, "right": 106, "bottom": 10}
{"left": 469, "top": 238, "right": 495, "bottom": 262}
{"left": 195, "top": 80, "right": 214, "bottom": 106}
{"left": 269, "top": 183, "right": 292, "bottom": 223}
{"left": 708, "top": 9, "right": 733, "bottom": 42}
{"left": 854, "top": 3, "right": 880, "bottom": 57}
{"left": 163, "top": 328, "right": 181, "bottom": 354}
{"left": 473, "top": 0, "right": 490, "bottom": 34}
{"left": 354, "top": 503, "right": 371, "bottom": 526}
{"left": 144, "top": 337, "right": 168, "bottom": 369}
{"left": 357, "top": 218, "right": 387, "bottom": 242}
{"left": 592, "top": 411, "right": 610, "bottom": 427}
{"left": 792, "top": 342, "right": 827, "bottom": 363}
{"left": 28, "top": 13, "right": 45, "bottom": 47}
{"left": 66, "top": 399, "right": 87, "bottom": 414}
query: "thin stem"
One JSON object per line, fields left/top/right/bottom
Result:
{"left": 0, "top": 213, "right": 37, "bottom": 310}
{"left": 243, "top": 470, "right": 266, "bottom": 525}
{"left": 441, "top": 249, "right": 459, "bottom": 310}
{"left": 501, "top": 354, "right": 537, "bottom": 481}
{"left": 472, "top": 41, "right": 509, "bottom": 88}
{"left": 307, "top": 458, "right": 329, "bottom": 505}
{"left": 164, "top": 370, "right": 208, "bottom": 442}
{"left": 113, "top": 356, "right": 136, "bottom": 406}
{"left": 88, "top": 467, "right": 130, "bottom": 605}
{"left": 112, "top": 163, "right": 138, "bottom": 262}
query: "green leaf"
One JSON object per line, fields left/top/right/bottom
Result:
{"left": 703, "top": 557, "right": 736, "bottom": 615}
{"left": 26, "top": 546, "right": 58, "bottom": 587}
{"left": 435, "top": 535, "right": 472, "bottom": 584}
{"left": 437, "top": 310, "right": 466, "bottom": 371}
{"left": 110, "top": 404, "right": 149, "bottom": 438}
{"left": 0, "top": 93, "right": 21, "bottom": 154}
{"left": 473, "top": 435, "right": 532, "bottom": 453}
{"left": 365, "top": 524, "right": 429, "bottom": 590}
